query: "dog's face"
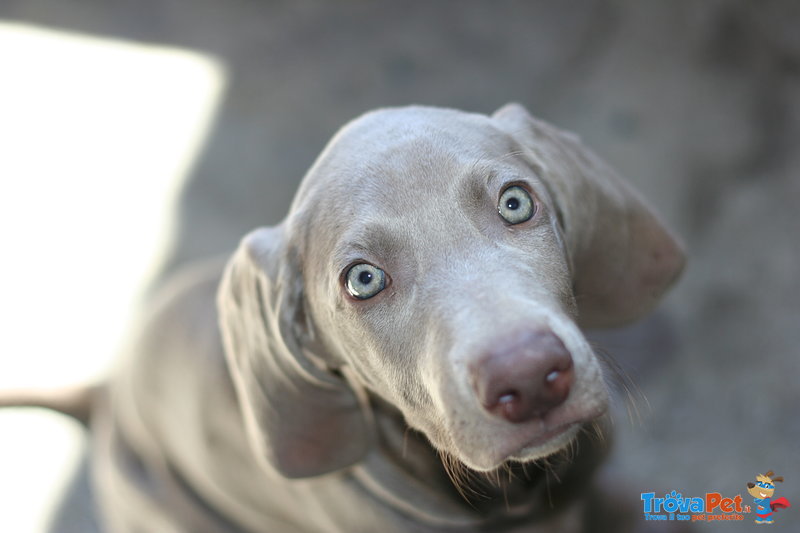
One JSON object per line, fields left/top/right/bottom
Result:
{"left": 747, "top": 482, "right": 775, "bottom": 500}
{"left": 294, "top": 108, "right": 605, "bottom": 470}
{"left": 219, "top": 104, "right": 685, "bottom": 479}
{"left": 747, "top": 473, "right": 781, "bottom": 499}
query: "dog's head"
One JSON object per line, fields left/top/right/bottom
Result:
{"left": 218, "top": 104, "right": 685, "bottom": 478}
{"left": 747, "top": 471, "right": 783, "bottom": 499}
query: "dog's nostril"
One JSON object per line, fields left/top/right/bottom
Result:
{"left": 544, "top": 358, "right": 573, "bottom": 385}
{"left": 497, "top": 391, "right": 519, "bottom": 406}
{"left": 493, "top": 390, "right": 523, "bottom": 421}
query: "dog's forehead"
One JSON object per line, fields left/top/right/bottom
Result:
{"left": 304, "top": 108, "right": 514, "bottom": 191}
{"left": 334, "top": 106, "right": 511, "bottom": 159}
{"left": 288, "top": 107, "right": 554, "bottom": 279}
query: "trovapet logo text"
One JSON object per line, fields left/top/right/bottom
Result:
{"left": 641, "top": 491, "right": 749, "bottom": 523}
{"left": 642, "top": 470, "right": 791, "bottom": 525}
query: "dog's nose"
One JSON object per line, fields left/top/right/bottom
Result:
{"left": 471, "top": 330, "right": 574, "bottom": 424}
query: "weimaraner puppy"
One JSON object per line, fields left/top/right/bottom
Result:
{"left": 23, "top": 104, "right": 686, "bottom": 532}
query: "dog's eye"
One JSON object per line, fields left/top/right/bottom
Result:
{"left": 345, "top": 263, "right": 386, "bottom": 300}
{"left": 498, "top": 185, "right": 535, "bottom": 224}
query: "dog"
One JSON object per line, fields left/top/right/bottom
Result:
{"left": 4, "top": 103, "right": 685, "bottom": 532}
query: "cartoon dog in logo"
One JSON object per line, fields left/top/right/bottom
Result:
{"left": 747, "top": 471, "right": 791, "bottom": 524}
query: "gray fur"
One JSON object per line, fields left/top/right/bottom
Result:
{"left": 93, "top": 104, "right": 684, "bottom": 532}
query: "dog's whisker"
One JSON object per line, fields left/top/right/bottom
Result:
{"left": 591, "top": 344, "right": 650, "bottom": 427}
{"left": 402, "top": 426, "right": 412, "bottom": 459}
{"left": 565, "top": 436, "right": 578, "bottom": 463}
{"left": 548, "top": 463, "right": 562, "bottom": 486}
{"left": 592, "top": 420, "right": 608, "bottom": 445}
{"left": 437, "top": 450, "right": 487, "bottom": 504}
{"left": 522, "top": 461, "right": 534, "bottom": 482}
{"left": 505, "top": 462, "right": 518, "bottom": 484}
{"left": 542, "top": 462, "right": 555, "bottom": 509}
{"left": 580, "top": 419, "right": 607, "bottom": 447}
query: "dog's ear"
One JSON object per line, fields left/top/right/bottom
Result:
{"left": 492, "top": 103, "right": 686, "bottom": 328}
{"left": 218, "top": 226, "right": 371, "bottom": 478}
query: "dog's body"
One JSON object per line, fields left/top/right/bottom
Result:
{"left": 93, "top": 260, "right": 607, "bottom": 533}
{"left": 30, "top": 104, "right": 685, "bottom": 532}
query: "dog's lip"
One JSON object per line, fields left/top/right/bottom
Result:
{"left": 515, "top": 422, "right": 575, "bottom": 451}
{"left": 499, "top": 404, "right": 607, "bottom": 463}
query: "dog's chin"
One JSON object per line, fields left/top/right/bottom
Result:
{"left": 449, "top": 395, "right": 609, "bottom": 472}
{"left": 507, "top": 423, "right": 581, "bottom": 463}
{"left": 459, "top": 422, "right": 582, "bottom": 472}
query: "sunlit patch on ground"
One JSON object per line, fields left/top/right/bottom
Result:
{"left": 0, "top": 21, "right": 225, "bottom": 533}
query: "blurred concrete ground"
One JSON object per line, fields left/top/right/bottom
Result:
{"left": 2, "top": 0, "right": 798, "bottom": 531}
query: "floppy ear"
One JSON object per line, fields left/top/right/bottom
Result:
{"left": 217, "top": 225, "right": 371, "bottom": 478}
{"left": 492, "top": 103, "right": 686, "bottom": 328}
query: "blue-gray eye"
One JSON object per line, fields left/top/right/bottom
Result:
{"left": 498, "top": 185, "right": 535, "bottom": 224}
{"left": 345, "top": 263, "right": 386, "bottom": 299}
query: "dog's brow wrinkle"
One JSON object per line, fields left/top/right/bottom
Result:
{"left": 336, "top": 223, "right": 408, "bottom": 267}
{"left": 498, "top": 150, "right": 525, "bottom": 162}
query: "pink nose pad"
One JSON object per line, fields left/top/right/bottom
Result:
{"left": 471, "top": 330, "right": 574, "bottom": 424}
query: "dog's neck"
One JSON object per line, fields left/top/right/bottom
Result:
{"left": 358, "top": 392, "right": 608, "bottom": 527}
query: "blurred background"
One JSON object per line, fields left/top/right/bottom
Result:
{"left": 0, "top": 1, "right": 798, "bottom": 532}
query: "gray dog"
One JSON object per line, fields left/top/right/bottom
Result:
{"left": 7, "top": 104, "right": 686, "bottom": 532}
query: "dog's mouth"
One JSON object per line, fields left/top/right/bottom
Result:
{"left": 458, "top": 403, "right": 607, "bottom": 471}
{"left": 503, "top": 405, "right": 605, "bottom": 463}
{"left": 508, "top": 422, "right": 580, "bottom": 460}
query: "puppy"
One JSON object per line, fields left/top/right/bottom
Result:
{"left": 8, "top": 104, "right": 687, "bottom": 532}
